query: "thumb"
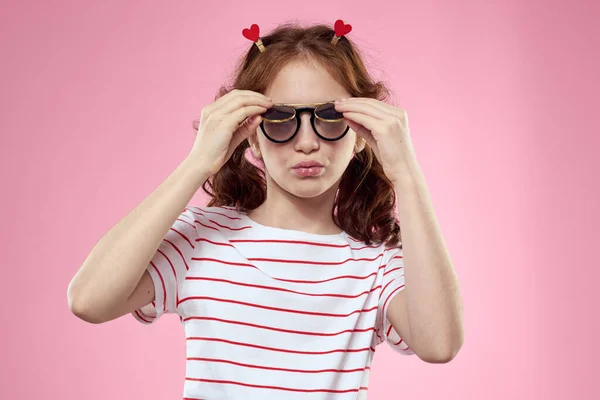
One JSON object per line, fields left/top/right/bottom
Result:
{"left": 231, "top": 115, "right": 262, "bottom": 148}
{"left": 242, "top": 115, "right": 262, "bottom": 138}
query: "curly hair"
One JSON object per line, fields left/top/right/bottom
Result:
{"left": 202, "top": 22, "right": 402, "bottom": 248}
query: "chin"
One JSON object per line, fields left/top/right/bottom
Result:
{"left": 289, "top": 188, "right": 329, "bottom": 199}
{"left": 282, "top": 179, "right": 335, "bottom": 199}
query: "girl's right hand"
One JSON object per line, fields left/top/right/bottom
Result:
{"left": 189, "top": 89, "right": 272, "bottom": 176}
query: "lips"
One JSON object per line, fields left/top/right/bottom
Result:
{"left": 292, "top": 160, "right": 324, "bottom": 168}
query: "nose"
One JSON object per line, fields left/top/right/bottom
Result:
{"left": 292, "top": 110, "right": 320, "bottom": 153}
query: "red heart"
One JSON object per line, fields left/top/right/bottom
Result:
{"left": 334, "top": 19, "right": 352, "bottom": 37}
{"left": 242, "top": 24, "right": 260, "bottom": 42}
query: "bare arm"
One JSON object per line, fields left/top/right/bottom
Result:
{"left": 67, "top": 156, "right": 211, "bottom": 324}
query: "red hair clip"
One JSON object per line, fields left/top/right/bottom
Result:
{"left": 242, "top": 19, "right": 352, "bottom": 52}
{"left": 331, "top": 19, "right": 352, "bottom": 45}
{"left": 242, "top": 24, "right": 265, "bottom": 52}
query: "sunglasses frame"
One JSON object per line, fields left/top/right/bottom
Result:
{"left": 259, "top": 101, "right": 350, "bottom": 143}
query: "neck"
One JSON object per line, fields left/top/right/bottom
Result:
{"left": 246, "top": 177, "right": 343, "bottom": 235}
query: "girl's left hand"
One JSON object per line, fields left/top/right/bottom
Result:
{"left": 334, "top": 97, "right": 420, "bottom": 183}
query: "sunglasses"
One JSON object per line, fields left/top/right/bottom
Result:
{"left": 259, "top": 101, "right": 350, "bottom": 143}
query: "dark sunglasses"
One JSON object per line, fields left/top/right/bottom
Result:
{"left": 259, "top": 101, "right": 350, "bottom": 143}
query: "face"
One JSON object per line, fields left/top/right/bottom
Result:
{"left": 248, "top": 59, "right": 365, "bottom": 199}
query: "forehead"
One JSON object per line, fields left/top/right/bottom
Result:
{"left": 265, "top": 60, "right": 351, "bottom": 104}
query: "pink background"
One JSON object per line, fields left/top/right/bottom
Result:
{"left": 1, "top": 0, "right": 598, "bottom": 398}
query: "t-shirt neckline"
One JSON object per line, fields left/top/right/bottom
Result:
{"left": 239, "top": 211, "right": 348, "bottom": 242}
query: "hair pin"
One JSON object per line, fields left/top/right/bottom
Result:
{"left": 331, "top": 19, "right": 352, "bottom": 45}
{"left": 242, "top": 24, "right": 265, "bottom": 52}
{"left": 242, "top": 19, "right": 352, "bottom": 52}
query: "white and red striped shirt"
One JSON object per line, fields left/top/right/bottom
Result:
{"left": 132, "top": 205, "right": 414, "bottom": 399}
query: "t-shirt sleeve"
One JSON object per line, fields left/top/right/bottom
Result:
{"left": 131, "top": 207, "right": 198, "bottom": 325}
{"left": 375, "top": 245, "right": 415, "bottom": 355}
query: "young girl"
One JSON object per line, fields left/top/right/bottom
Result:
{"left": 68, "top": 20, "right": 461, "bottom": 399}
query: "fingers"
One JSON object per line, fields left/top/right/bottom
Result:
{"left": 194, "top": 89, "right": 271, "bottom": 134}
{"left": 205, "top": 89, "right": 271, "bottom": 117}
{"left": 191, "top": 104, "right": 265, "bottom": 140}
{"left": 231, "top": 114, "right": 262, "bottom": 149}
{"left": 216, "top": 93, "right": 272, "bottom": 117}
{"left": 225, "top": 104, "right": 268, "bottom": 131}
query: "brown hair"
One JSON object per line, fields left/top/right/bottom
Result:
{"left": 202, "top": 22, "right": 402, "bottom": 248}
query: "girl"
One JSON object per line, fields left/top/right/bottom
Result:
{"left": 68, "top": 20, "right": 462, "bottom": 399}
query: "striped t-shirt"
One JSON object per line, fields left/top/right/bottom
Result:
{"left": 132, "top": 205, "right": 414, "bottom": 399}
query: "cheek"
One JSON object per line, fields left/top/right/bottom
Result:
{"left": 259, "top": 146, "right": 286, "bottom": 174}
{"left": 334, "top": 137, "right": 357, "bottom": 163}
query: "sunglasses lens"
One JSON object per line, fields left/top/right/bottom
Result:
{"left": 315, "top": 103, "right": 347, "bottom": 139}
{"left": 262, "top": 105, "right": 295, "bottom": 121}
{"left": 262, "top": 106, "right": 296, "bottom": 142}
{"left": 315, "top": 103, "right": 344, "bottom": 120}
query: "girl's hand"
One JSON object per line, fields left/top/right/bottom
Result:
{"left": 335, "top": 97, "right": 420, "bottom": 183}
{"left": 190, "top": 89, "right": 272, "bottom": 175}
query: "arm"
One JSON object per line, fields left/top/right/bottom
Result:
{"left": 387, "top": 165, "right": 464, "bottom": 363}
{"left": 67, "top": 156, "right": 211, "bottom": 324}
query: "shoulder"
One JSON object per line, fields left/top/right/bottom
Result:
{"left": 185, "top": 205, "right": 250, "bottom": 235}
{"left": 186, "top": 205, "right": 243, "bottom": 221}
{"left": 209, "top": 205, "right": 244, "bottom": 215}
{"left": 344, "top": 234, "right": 401, "bottom": 266}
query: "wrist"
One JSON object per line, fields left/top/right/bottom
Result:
{"left": 180, "top": 155, "right": 213, "bottom": 186}
{"left": 390, "top": 160, "right": 425, "bottom": 189}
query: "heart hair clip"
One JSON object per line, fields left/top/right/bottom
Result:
{"left": 242, "top": 19, "right": 353, "bottom": 52}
